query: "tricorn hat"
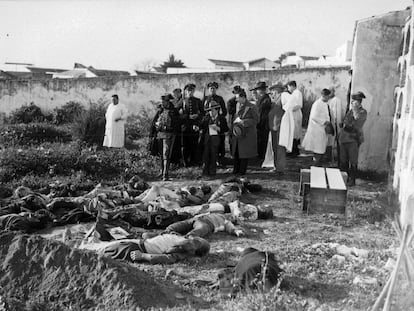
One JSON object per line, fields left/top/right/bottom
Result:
{"left": 351, "top": 91, "right": 366, "bottom": 100}
{"left": 111, "top": 94, "right": 119, "bottom": 99}
{"left": 321, "top": 88, "right": 331, "bottom": 96}
{"left": 205, "top": 100, "right": 221, "bottom": 111}
{"left": 207, "top": 81, "right": 219, "bottom": 89}
{"left": 269, "top": 82, "right": 285, "bottom": 92}
{"left": 250, "top": 81, "right": 268, "bottom": 91}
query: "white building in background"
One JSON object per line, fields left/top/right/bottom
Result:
{"left": 166, "top": 57, "right": 279, "bottom": 74}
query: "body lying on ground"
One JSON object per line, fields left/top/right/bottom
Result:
{"left": 165, "top": 212, "right": 245, "bottom": 237}
{"left": 82, "top": 233, "right": 210, "bottom": 264}
{"left": 217, "top": 247, "right": 283, "bottom": 297}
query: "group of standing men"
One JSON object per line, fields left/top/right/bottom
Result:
{"left": 103, "top": 79, "right": 367, "bottom": 187}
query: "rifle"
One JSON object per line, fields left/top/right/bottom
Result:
{"left": 180, "top": 92, "right": 187, "bottom": 167}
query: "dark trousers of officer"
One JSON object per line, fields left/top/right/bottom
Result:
{"left": 288, "top": 139, "right": 301, "bottom": 157}
{"left": 339, "top": 141, "right": 359, "bottom": 169}
{"left": 183, "top": 132, "right": 199, "bottom": 166}
{"left": 270, "top": 130, "right": 286, "bottom": 172}
{"left": 233, "top": 143, "right": 248, "bottom": 175}
{"left": 218, "top": 135, "right": 226, "bottom": 162}
{"left": 203, "top": 136, "right": 220, "bottom": 176}
{"left": 257, "top": 128, "right": 269, "bottom": 160}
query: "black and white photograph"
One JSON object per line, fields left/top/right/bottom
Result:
{"left": 0, "top": 0, "right": 413, "bottom": 310}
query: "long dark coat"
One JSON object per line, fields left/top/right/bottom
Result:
{"left": 231, "top": 102, "right": 259, "bottom": 159}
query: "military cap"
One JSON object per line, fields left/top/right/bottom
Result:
{"left": 184, "top": 83, "right": 196, "bottom": 91}
{"left": 232, "top": 85, "right": 243, "bottom": 94}
{"left": 161, "top": 93, "right": 174, "bottom": 101}
{"left": 207, "top": 81, "right": 219, "bottom": 89}
{"left": 269, "top": 82, "right": 285, "bottom": 92}
{"left": 249, "top": 81, "right": 268, "bottom": 91}
{"left": 351, "top": 91, "right": 366, "bottom": 100}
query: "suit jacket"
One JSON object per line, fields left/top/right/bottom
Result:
{"left": 268, "top": 94, "right": 284, "bottom": 131}
{"left": 180, "top": 96, "right": 203, "bottom": 132}
{"left": 338, "top": 107, "right": 367, "bottom": 145}
{"left": 256, "top": 94, "right": 272, "bottom": 131}
{"left": 200, "top": 114, "right": 229, "bottom": 144}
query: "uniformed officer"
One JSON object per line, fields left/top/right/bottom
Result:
{"left": 203, "top": 82, "right": 228, "bottom": 165}
{"left": 338, "top": 91, "right": 367, "bottom": 186}
{"left": 180, "top": 83, "right": 203, "bottom": 166}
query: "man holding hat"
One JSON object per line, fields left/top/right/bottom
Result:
{"left": 231, "top": 89, "right": 259, "bottom": 175}
{"left": 103, "top": 94, "right": 128, "bottom": 148}
{"left": 251, "top": 81, "right": 272, "bottom": 160}
{"left": 200, "top": 101, "right": 229, "bottom": 177}
{"left": 301, "top": 89, "right": 332, "bottom": 164}
{"left": 338, "top": 91, "right": 367, "bottom": 186}
{"left": 154, "top": 93, "right": 180, "bottom": 181}
{"left": 203, "top": 82, "right": 227, "bottom": 165}
{"left": 180, "top": 83, "right": 203, "bottom": 166}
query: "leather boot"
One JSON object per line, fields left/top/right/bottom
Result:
{"left": 348, "top": 164, "right": 357, "bottom": 186}
{"left": 157, "top": 159, "right": 164, "bottom": 179}
{"left": 162, "top": 160, "right": 169, "bottom": 181}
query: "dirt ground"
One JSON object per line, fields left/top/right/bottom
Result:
{"left": 1, "top": 155, "right": 412, "bottom": 311}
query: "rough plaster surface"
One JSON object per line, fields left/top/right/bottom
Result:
{"left": 391, "top": 8, "right": 414, "bottom": 227}
{"left": 0, "top": 67, "right": 349, "bottom": 117}
{"left": 351, "top": 10, "right": 410, "bottom": 173}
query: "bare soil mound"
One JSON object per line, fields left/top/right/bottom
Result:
{"left": 0, "top": 231, "right": 186, "bottom": 311}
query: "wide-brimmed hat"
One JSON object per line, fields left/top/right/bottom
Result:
{"left": 232, "top": 85, "right": 242, "bottom": 94}
{"left": 233, "top": 123, "right": 245, "bottom": 137}
{"left": 351, "top": 91, "right": 366, "bottom": 100}
{"left": 205, "top": 100, "right": 221, "bottom": 111}
{"left": 269, "top": 82, "right": 285, "bottom": 92}
{"left": 207, "top": 81, "right": 219, "bottom": 89}
{"left": 250, "top": 81, "right": 268, "bottom": 91}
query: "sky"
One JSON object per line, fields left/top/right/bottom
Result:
{"left": 0, "top": 0, "right": 411, "bottom": 72}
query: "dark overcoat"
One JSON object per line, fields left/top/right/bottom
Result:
{"left": 231, "top": 102, "right": 259, "bottom": 159}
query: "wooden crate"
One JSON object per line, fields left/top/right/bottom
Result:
{"left": 300, "top": 166, "right": 347, "bottom": 214}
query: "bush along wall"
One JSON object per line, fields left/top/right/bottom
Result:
{"left": 0, "top": 123, "right": 72, "bottom": 147}
{"left": 0, "top": 141, "right": 159, "bottom": 183}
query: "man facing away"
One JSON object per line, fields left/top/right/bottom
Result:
{"left": 325, "top": 87, "right": 345, "bottom": 164}
{"left": 251, "top": 81, "right": 272, "bottom": 161}
{"left": 103, "top": 94, "right": 128, "bottom": 148}
{"left": 267, "top": 83, "right": 286, "bottom": 174}
{"left": 286, "top": 81, "right": 303, "bottom": 157}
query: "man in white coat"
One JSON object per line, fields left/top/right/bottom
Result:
{"left": 325, "top": 87, "right": 345, "bottom": 164}
{"left": 301, "top": 89, "right": 332, "bottom": 164}
{"left": 286, "top": 81, "right": 303, "bottom": 157}
{"left": 103, "top": 94, "right": 128, "bottom": 148}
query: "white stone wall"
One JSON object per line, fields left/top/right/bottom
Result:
{"left": 393, "top": 8, "right": 414, "bottom": 228}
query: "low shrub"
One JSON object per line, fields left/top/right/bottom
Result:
{"left": 0, "top": 141, "right": 159, "bottom": 183}
{"left": 72, "top": 101, "right": 107, "bottom": 145}
{"left": 9, "top": 102, "right": 49, "bottom": 124}
{"left": 125, "top": 105, "right": 156, "bottom": 140}
{"left": 0, "top": 123, "right": 72, "bottom": 147}
{"left": 53, "top": 101, "right": 86, "bottom": 125}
